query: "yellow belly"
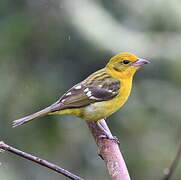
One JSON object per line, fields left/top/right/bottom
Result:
{"left": 81, "top": 90, "right": 131, "bottom": 121}
{"left": 56, "top": 79, "right": 132, "bottom": 122}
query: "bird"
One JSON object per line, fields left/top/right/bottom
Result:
{"left": 13, "top": 52, "right": 150, "bottom": 139}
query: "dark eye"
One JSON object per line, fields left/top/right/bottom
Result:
{"left": 122, "top": 60, "right": 130, "bottom": 64}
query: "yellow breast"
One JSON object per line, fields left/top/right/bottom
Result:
{"left": 56, "top": 78, "right": 133, "bottom": 121}
{"left": 79, "top": 78, "right": 132, "bottom": 121}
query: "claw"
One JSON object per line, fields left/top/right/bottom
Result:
{"left": 98, "top": 135, "right": 120, "bottom": 145}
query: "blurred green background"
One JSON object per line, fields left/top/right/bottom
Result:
{"left": 0, "top": 0, "right": 181, "bottom": 180}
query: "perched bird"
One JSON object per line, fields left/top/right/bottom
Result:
{"left": 13, "top": 52, "right": 150, "bottom": 139}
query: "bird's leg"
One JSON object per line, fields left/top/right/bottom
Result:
{"left": 96, "top": 119, "right": 119, "bottom": 144}
{"left": 97, "top": 120, "right": 113, "bottom": 139}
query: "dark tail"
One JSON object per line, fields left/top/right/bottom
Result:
{"left": 12, "top": 106, "right": 52, "bottom": 128}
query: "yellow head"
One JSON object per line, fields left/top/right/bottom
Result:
{"left": 106, "top": 52, "right": 150, "bottom": 79}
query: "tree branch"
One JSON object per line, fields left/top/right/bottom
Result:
{"left": 162, "top": 141, "right": 181, "bottom": 180}
{"left": 1, "top": 119, "right": 131, "bottom": 180}
{"left": 86, "top": 119, "right": 131, "bottom": 180}
{"left": 0, "top": 141, "right": 84, "bottom": 180}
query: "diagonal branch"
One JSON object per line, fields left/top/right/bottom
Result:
{"left": 0, "top": 119, "right": 131, "bottom": 180}
{"left": 162, "top": 141, "right": 181, "bottom": 180}
{"left": 0, "top": 141, "right": 84, "bottom": 180}
{"left": 86, "top": 119, "right": 131, "bottom": 180}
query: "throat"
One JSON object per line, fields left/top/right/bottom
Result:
{"left": 119, "top": 78, "right": 133, "bottom": 101}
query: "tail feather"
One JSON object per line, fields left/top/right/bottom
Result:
{"left": 12, "top": 106, "right": 53, "bottom": 128}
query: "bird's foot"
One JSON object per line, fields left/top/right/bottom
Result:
{"left": 98, "top": 134, "right": 120, "bottom": 145}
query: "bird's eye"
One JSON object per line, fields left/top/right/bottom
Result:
{"left": 122, "top": 60, "right": 130, "bottom": 64}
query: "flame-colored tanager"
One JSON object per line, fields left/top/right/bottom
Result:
{"left": 13, "top": 52, "right": 150, "bottom": 139}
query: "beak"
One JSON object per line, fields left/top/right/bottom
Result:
{"left": 132, "top": 58, "right": 150, "bottom": 66}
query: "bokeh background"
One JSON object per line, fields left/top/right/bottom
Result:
{"left": 0, "top": 0, "right": 181, "bottom": 180}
